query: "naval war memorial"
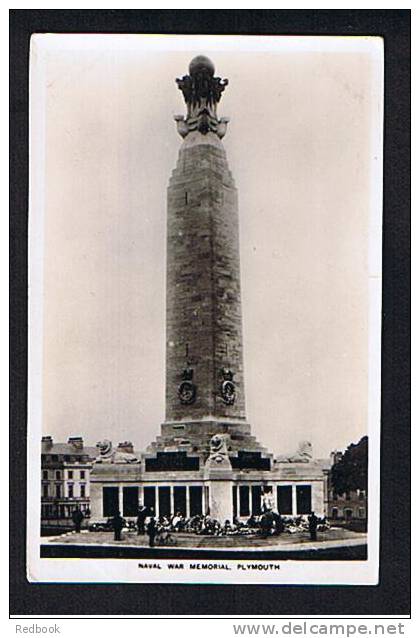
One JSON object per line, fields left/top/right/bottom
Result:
{"left": 42, "top": 56, "right": 330, "bottom": 529}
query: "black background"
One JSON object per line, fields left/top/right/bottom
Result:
{"left": 10, "top": 9, "right": 410, "bottom": 616}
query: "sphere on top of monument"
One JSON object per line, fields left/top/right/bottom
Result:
{"left": 175, "top": 55, "right": 229, "bottom": 139}
{"left": 188, "top": 55, "right": 215, "bottom": 77}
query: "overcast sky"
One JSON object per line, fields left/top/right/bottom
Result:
{"left": 31, "top": 35, "right": 383, "bottom": 458}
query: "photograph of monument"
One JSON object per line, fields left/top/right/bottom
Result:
{"left": 28, "top": 35, "right": 382, "bottom": 583}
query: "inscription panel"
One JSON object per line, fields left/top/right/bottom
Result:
{"left": 145, "top": 451, "right": 200, "bottom": 472}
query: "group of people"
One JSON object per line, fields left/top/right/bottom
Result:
{"left": 112, "top": 508, "right": 323, "bottom": 544}
{"left": 104, "top": 507, "right": 159, "bottom": 545}
{"left": 81, "top": 505, "right": 325, "bottom": 545}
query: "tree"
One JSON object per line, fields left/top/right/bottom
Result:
{"left": 330, "top": 436, "right": 368, "bottom": 496}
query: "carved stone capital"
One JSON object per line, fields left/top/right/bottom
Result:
{"left": 174, "top": 56, "right": 229, "bottom": 139}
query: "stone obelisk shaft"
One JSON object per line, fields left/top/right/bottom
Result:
{"left": 165, "top": 140, "right": 246, "bottom": 423}
{"left": 165, "top": 56, "right": 246, "bottom": 426}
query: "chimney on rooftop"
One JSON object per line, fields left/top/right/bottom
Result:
{"left": 330, "top": 450, "right": 343, "bottom": 465}
{"left": 41, "top": 435, "right": 53, "bottom": 451}
{"left": 68, "top": 436, "right": 84, "bottom": 450}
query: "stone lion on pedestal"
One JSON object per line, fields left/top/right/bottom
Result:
{"left": 277, "top": 440, "right": 313, "bottom": 463}
{"left": 205, "top": 433, "right": 231, "bottom": 467}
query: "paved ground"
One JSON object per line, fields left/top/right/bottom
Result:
{"left": 45, "top": 527, "right": 366, "bottom": 550}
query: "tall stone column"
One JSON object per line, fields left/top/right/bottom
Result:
{"left": 164, "top": 56, "right": 246, "bottom": 438}
{"left": 145, "top": 56, "right": 273, "bottom": 474}
{"left": 142, "top": 57, "right": 273, "bottom": 518}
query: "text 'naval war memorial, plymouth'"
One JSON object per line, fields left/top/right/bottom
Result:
{"left": 41, "top": 56, "right": 330, "bottom": 528}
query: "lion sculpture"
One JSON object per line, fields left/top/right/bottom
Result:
{"left": 207, "top": 433, "right": 231, "bottom": 465}
{"left": 277, "top": 440, "right": 313, "bottom": 464}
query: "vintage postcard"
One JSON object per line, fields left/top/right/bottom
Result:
{"left": 27, "top": 34, "right": 383, "bottom": 585}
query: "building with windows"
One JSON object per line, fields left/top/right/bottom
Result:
{"left": 327, "top": 450, "right": 368, "bottom": 526}
{"left": 41, "top": 436, "right": 94, "bottom": 522}
{"left": 83, "top": 56, "right": 330, "bottom": 525}
{"left": 328, "top": 489, "right": 367, "bottom": 523}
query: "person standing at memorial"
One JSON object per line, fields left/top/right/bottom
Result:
{"left": 147, "top": 516, "right": 157, "bottom": 547}
{"left": 260, "top": 511, "right": 274, "bottom": 538}
{"left": 71, "top": 507, "right": 84, "bottom": 533}
{"left": 111, "top": 510, "right": 125, "bottom": 541}
{"left": 136, "top": 505, "right": 147, "bottom": 535}
{"left": 273, "top": 511, "right": 284, "bottom": 535}
{"left": 308, "top": 511, "right": 319, "bottom": 541}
